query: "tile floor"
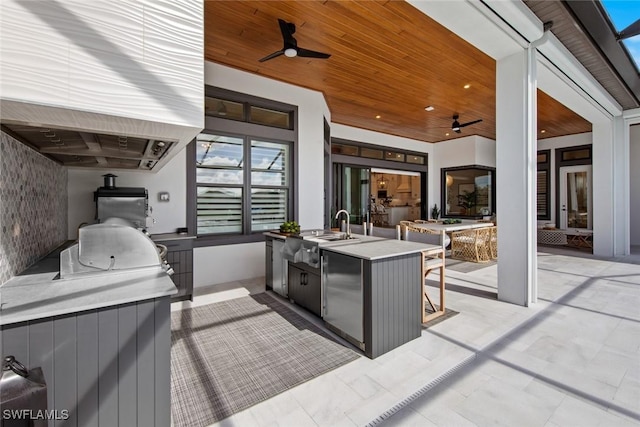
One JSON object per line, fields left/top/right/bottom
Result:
{"left": 172, "top": 247, "right": 640, "bottom": 427}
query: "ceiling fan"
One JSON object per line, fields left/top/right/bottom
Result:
{"left": 451, "top": 114, "right": 482, "bottom": 133}
{"left": 259, "top": 18, "right": 331, "bottom": 63}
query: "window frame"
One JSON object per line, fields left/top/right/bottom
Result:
{"left": 537, "top": 149, "right": 551, "bottom": 221}
{"left": 440, "top": 165, "right": 496, "bottom": 219}
{"left": 188, "top": 87, "right": 297, "bottom": 247}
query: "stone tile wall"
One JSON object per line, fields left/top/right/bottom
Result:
{"left": 0, "top": 131, "right": 68, "bottom": 285}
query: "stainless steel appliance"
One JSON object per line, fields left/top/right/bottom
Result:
{"left": 271, "top": 239, "right": 288, "bottom": 297}
{"left": 322, "top": 251, "right": 364, "bottom": 349}
{"left": 95, "top": 174, "right": 149, "bottom": 229}
{"left": 60, "top": 218, "right": 173, "bottom": 279}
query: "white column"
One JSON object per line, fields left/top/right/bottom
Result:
{"left": 592, "top": 121, "right": 621, "bottom": 256}
{"left": 614, "top": 116, "right": 630, "bottom": 255}
{"left": 496, "top": 48, "right": 538, "bottom": 306}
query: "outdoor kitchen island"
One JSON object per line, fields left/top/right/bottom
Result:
{"left": 266, "top": 232, "right": 437, "bottom": 358}
{"left": 0, "top": 235, "right": 176, "bottom": 426}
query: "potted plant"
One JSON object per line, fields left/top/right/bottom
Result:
{"left": 430, "top": 204, "right": 440, "bottom": 220}
{"left": 457, "top": 189, "right": 477, "bottom": 215}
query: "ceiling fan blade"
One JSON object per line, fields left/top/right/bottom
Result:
{"left": 259, "top": 50, "right": 285, "bottom": 62}
{"left": 296, "top": 47, "right": 331, "bottom": 59}
{"left": 278, "top": 19, "right": 296, "bottom": 45}
{"left": 459, "top": 119, "right": 483, "bottom": 128}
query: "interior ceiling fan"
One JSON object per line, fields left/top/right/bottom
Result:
{"left": 259, "top": 18, "right": 331, "bottom": 63}
{"left": 451, "top": 114, "right": 482, "bottom": 133}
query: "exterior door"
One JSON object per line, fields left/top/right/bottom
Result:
{"left": 559, "top": 165, "right": 592, "bottom": 230}
{"left": 334, "top": 165, "right": 371, "bottom": 225}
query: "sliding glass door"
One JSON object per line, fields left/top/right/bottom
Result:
{"left": 333, "top": 165, "right": 371, "bottom": 226}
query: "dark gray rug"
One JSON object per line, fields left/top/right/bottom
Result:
{"left": 170, "top": 293, "right": 360, "bottom": 427}
{"left": 446, "top": 258, "right": 496, "bottom": 273}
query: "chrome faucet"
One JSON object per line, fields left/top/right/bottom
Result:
{"left": 335, "top": 209, "right": 351, "bottom": 238}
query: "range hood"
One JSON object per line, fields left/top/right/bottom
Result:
{"left": 1, "top": 123, "right": 175, "bottom": 171}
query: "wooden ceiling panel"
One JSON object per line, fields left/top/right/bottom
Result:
{"left": 205, "top": 0, "right": 591, "bottom": 143}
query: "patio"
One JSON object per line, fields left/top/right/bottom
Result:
{"left": 171, "top": 247, "right": 640, "bottom": 426}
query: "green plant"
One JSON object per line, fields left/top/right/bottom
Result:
{"left": 457, "top": 189, "right": 477, "bottom": 212}
{"left": 430, "top": 204, "right": 440, "bottom": 220}
{"left": 442, "top": 218, "right": 462, "bottom": 224}
{"left": 279, "top": 220, "right": 300, "bottom": 234}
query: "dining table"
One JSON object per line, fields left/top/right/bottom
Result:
{"left": 413, "top": 220, "right": 494, "bottom": 233}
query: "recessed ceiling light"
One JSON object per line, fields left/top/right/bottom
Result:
{"left": 424, "top": 106, "right": 434, "bottom": 111}
{"left": 463, "top": 84, "right": 471, "bottom": 89}
{"left": 445, "top": 132, "right": 450, "bottom": 136}
{"left": 375, "top": 115, "right": 381, "bottom": 119}
{"left": 541, "top": 129, "right": 546, "bottom": 133}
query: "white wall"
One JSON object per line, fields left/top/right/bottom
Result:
{"left": 0, "top": 0, "right": 204, "bottom": 168}
{"left": 630, "top": 125, "right": 640, "bottom": 245}
{"left": 67, "top": 149, "right": 187, "bottom": 239}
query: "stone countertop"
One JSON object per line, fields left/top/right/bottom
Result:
{"left": 264, "top": 231, "right": 288, "bottom": 240}
{"left": 0, "top": 253, "right": 176, "bottom": 327}
{"left": 150, "top": 232, "right": 197, "bottom": 241}
{"left": 322, "top": 239, "right": 440, "bottom": 261}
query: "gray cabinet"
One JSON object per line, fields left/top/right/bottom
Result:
{"left": 1, "top": 297, "right": 171, "bottom": 427}
{"left": 155, "top": 238, "right": 193, "bottom": 301}
{"left": 288, "top": 262, "right": 321, "bottom": 316}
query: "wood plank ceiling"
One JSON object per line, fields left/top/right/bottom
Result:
{"left": 205, "top": 0, "right": 592, "bottom": 143}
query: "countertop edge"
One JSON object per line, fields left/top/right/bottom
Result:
{"left": 1, "top": 286, "right": 176, "bottom": 327}
{"left": 0, "top": 272, "right": 177, "bottom": 327}
{"left": 151, "top": 233, "right": 197, "bottom": 241}
{"left": 321, "top": 239, "right": 439, "bottom": 260}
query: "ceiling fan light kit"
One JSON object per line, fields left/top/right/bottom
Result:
{"left": 451, "top": 114, "right": 482, "bottom": 134}
{"left": 259, "top": 18, "right": 331, "bottom": 63}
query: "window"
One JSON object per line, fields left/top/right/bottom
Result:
{"left": 195, "top": 134, "right": 292, "bottom": 236}
{"left": 330, "top": 140, "right": 425, "bottom": 165}
{"left": 190, "top": 88, "right": 296, "bottom": 244}
{"left": 537, "top": 149, "right": 550, "bottom": 220}
{"left": 441, "top": 166, "right": 495, "bottom": 218}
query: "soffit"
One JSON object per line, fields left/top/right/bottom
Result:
{"left": 524, "top": 0, "right": 640, "bottom": 110}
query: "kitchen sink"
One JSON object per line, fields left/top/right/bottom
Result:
{"left": 297, "top": 229, "right": 360, "bottom": 244}
{"left": 282, "top": 229, "right": 360, "bottom": 268}
{"left": 313, "top": 234, "right": 357, "bottom": 241}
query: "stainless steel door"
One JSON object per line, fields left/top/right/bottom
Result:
{"left": 272, "top": 239, "right": 287, "bottom": 297}
{"left": 323, "top": 252, "right": 363, "bottom": 342}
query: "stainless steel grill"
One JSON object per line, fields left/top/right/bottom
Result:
{"left": 60, "top": 218, "right": 172, "bottom": 279}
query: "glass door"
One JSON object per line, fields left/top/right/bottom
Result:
{"left": 559, "top": 165, "right": 592, "bottom": 230}
{"left": 333, "top": 165, "right": 371, "bottom": 226}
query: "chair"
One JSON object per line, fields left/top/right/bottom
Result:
{"left": 450, "top": 227, "right": 492, "bottom": 262}
{"left": 369, "top": 224, "right": 401, "bottom": 239}
{"left": 404, "top": 226, "right": 446, "bottom": 323}
{"left": 488, "top": 226, "right": 497, "bottom": 259}
{"left": 399, "top": 220, "right": 414, "bottom": 236}
{"left": 403, "top": 224, "right": 450, "bottom": 248}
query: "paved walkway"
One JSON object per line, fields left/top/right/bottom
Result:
{"left": 172, "top": 247, "right": 640, "bottom": 426}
